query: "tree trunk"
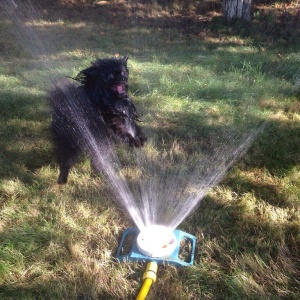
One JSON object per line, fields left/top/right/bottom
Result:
{"left": 222, "top": 0, "right": 252, "bottom": 22}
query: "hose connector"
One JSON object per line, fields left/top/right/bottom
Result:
{"left": 136, "top": 262, "right": 158, "bottom": 300}
{"left": 143, "top": 261, "right": 157, "bottom": 283}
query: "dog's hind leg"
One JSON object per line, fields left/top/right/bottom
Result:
{"left": 56, "top": 147, "right": 79, "bottom": 184}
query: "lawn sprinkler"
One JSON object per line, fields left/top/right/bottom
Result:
{"left": 116, "top": 225, "right": 196, "bottom": 300}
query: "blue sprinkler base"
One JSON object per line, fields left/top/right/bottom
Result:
{"left": 116, "top": 227, "right": 196, "bottom": 267}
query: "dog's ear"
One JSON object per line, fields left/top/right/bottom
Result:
{"left": 122, "top": 55, "right": 129, "bottom": 65}
{"left": 74, "top": 66, "right": 98, "bottom": 84}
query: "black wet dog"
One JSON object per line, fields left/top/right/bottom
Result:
{"left": 49, "top": 56, "right": 146, "bottom": 184}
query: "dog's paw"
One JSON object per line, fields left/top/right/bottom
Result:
{"left": 129, "top": 132, "right": 147, "bottom": 147}
{"left": 57, "top": 168, "right": 69, "bottom": 184}
{"left": 57, "top": 176, "right": 68, "bottom": 185}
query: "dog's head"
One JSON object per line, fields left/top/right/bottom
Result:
{"left": 75, "top": 56, "right": 129, "bottom": 99}
{"left": 73, "top": 56, "right": 146, "bottom": 147}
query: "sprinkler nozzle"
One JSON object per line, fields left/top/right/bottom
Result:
{"left": 137, "top": 225, "right": 177, "bottom": 258}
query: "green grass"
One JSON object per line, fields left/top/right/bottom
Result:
{"left": 0, "top": 1, "right": 300, "bottom": 299}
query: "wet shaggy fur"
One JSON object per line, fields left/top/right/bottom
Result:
{"left": 49, "top": 56, "right": 146, "bottom": 184}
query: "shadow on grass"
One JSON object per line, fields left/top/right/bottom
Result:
{"left": 0, "top": 282, "right": 125, "bottom": 300}
{"left": 0, "top": 90, "right": 52, "bottom": 182}
{"left": 244, "top": 120, "right": 300, "bottom": 176}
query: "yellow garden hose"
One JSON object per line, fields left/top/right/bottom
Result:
{"left": 136, "top": 261, "right": 158, "bottom": 300}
